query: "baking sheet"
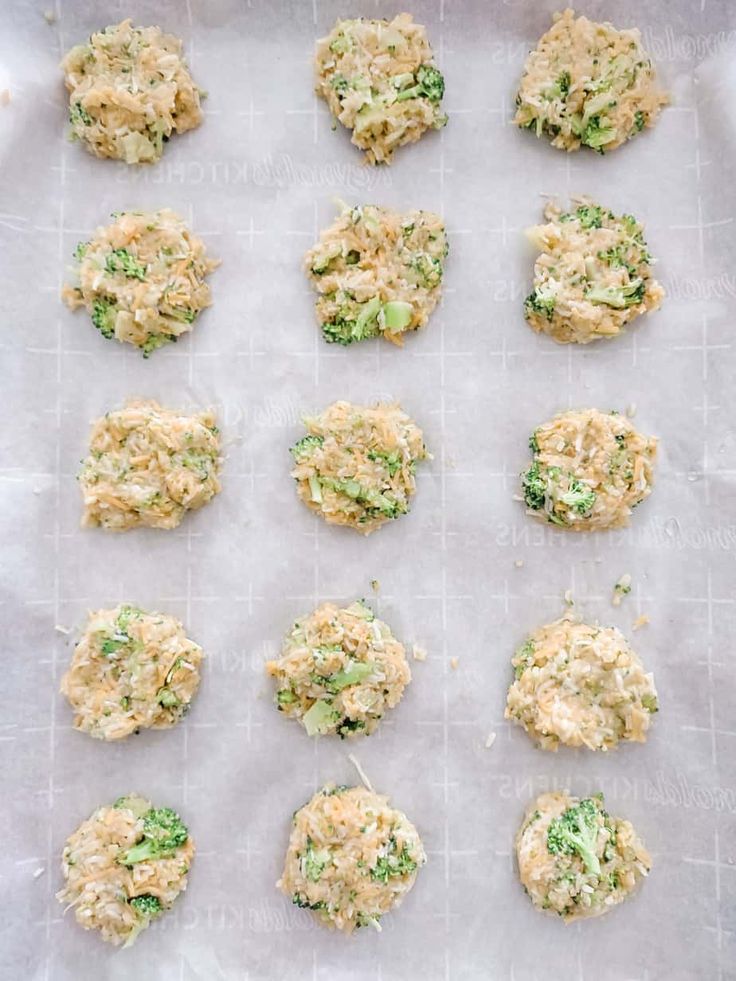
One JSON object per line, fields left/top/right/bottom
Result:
{"left": 2, "top": 1, "right": 735, "bottom": 979}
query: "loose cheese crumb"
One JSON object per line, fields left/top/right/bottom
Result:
{"left": 485, "top": 732, "right": 497, "bottom": 749}
{"left": 450, "top": 657, "right": 459, "bottom": 670}
{"left": 412, "top": 644, "right": 427, "bottom": 662}
{"left": 632, "top": 614, "right": 650, "bottom": 630}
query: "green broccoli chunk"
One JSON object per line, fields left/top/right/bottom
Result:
{"left": 514, "top": 639, "right": 535, "bottom": 679}
{"left": 105, "top": 248, "right": 146, "bottom": 281}
{"left": 322, "top": 296, "right": 382, "bottom": 345}
{"left": 290, "top": 434, "right": 324, "bottom": 462}
{"left": 410, "top": 252, "right": 443, "bottom": 288}
{"left": 642, "top": 693, "right": 658, "bottom": 713}
{"left": 521, "top": 462, "right": 547, "bottom": 510}
{"left": 70, "top": 101, "right": 92, "bottom": 126}
{"left": 574, "top": 204, "right": 606, "bottom": 229}
{"left": 304, "top": 837, "right": 329, "bottom": 882}
{"left": 91, "top": 298, "right": 117, "bottom": 339}
{"left": 129, "top": 894, "right": 162, "bottom": 919}
{"left": 370, "top": 838, "right": 417, "bottom": 882}
{"left": 560, "top": 478, "right": 596, "bottom": 516}
{"left": 581, "top": 116, "right": 616, "bottom": 152}
{"left": 119, "top": 807, "right": 189, "bottom": 866}
{"left": 586, "top": 280, "right": 646, "bottom": 309}
{"left": 524, "top": 290, "right": 556, "bottom": 322}
{"left": 546, "top": 797, "right": 602, "bottom": 875}
{"left": 395, "top": 64, "right": 445, "bottom": 104}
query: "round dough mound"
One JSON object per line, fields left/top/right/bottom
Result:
{"left": 520, "top": 408, "right": 657, "bottom": 531}
{"left": 514, "top": 9, "right": 667, "bottom": 154}
{"left": 61, "top": 605, "right": 203, "bottom": 740}
{"left": 61, "top": 19, "right": 203, "bottom": 164}
{"left": 315, "top": 14, "right": 447, "bottom": 165}
{"left": 505, "top": 615, "right": 658, "bottom": 751}
{"left": 62, "top": 210, "right": 218, "bottom": 356}
{"left": 79, "top": 399, "right": 222, "bottom": 531}
{"left": 305, "top": 203, "right": 448, "bottom": 346}
{"left": 516, "top": 791, "right": 651, "bottom": 921}
{"left": 278, "top": 784, "right": 425, "bottom": 932}
{"left": 57, "top": 794, "right": 194, "bottom": 946}
{"left": 524, "top": 198, "right": 664, "bottom": 344}
{"left": 290, "top": 400, "right": 429, "bottom": 535}
{"left": 267, "top": 600, "right": 411, "bottom": 738}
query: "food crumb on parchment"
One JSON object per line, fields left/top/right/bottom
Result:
{"left": 632, "top": 614, "right": 650, "bottom": 630}
{"left": 450, "top": 657, "right": 459, "bottom": 670}
{"left": 485, "top": 732, "right": 497, "bottom": 750}
{"left": 612, "top": 573, "right": 632, "bottom": 606}
{"left": 412, "top": 644, "right": 427, "bottom": 662}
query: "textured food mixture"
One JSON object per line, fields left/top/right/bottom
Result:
{"left": 524, "top": 198, "right": 664, "bottom": 344}
{"left": 506, "top": 615, "right": 658, "bottom": 751}
{"left": 57, "top": 794, "right": 194, "bottom": 946}
{"left": 278, "top": 784, "right": 425, "bottom": 932}
{"left": 290, "top": 400, "right": 429, "bottom": 535}
{"left": 61, "top": 605, "right": 203, "bottom": 740}
{"left": 520, "top": 408, "right": 657, "bottom": 531}
{"left": 267, "top": 600, "right": 411, "bottom": 738}
{"left": 305, "top": 203, "right": 448, "bottom": 346}
{"left": 63, "top": 210, "right": 218, "bottom": 356}
{"left": 514, "top": 8, "right": 667, "bottom": 154}
{"left": 315, "top": 14, "right": 447, "bottom": 164}
{"left": 61, "top": 19, "right": 203, "bottom": 163}
{"left": 79, "top": 399, "right": 222, "bottom": 531}
{"left": 516, "top": 791, "right": 651, "bottom": 920}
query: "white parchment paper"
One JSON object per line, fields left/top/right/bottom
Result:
{"left": 2, "top": 2, "right": 735, "bottom": 979}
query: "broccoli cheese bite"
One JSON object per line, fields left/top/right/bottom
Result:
{"left": 290, "top": 401, "right": 429, "bottom": 535}
{"left": 79, "top": 399, "right": 222, "bottom": 531}
{"left": 515, "top": 9, "right": 667, "bottom": 154}
{"left": 305, "top": 203, "right": 448, "bottom": 346}
{"left": 63, "top": 210, "right": 218, "bottom": 356}
{"left": 267, "top": 600, "right": 411, "bottom": 738}
{"left": 315, "top": 14, "right": 446, "bottom": 164}
{"left": 57, "top": 794, "right": 194, "bottom": 946}
{"left": 524, "top": 198, "right": 663, "bottom": 344}
{"left": 61, "top": 605, "right": 203, "bottom": 740}
{"left": 516, "top": 792, "right": 651, "bottom": 921}
{"left": 278, "top": 784, "right": 425, "bottom": 932}
{"left": 505, "top": 615, "right": 658, "bottom": 751}
{"left": 61, "top": 20, "right": 203, "bottom": 164}
{"left": 520, "top": 409, "right": 657, "bottom": 531}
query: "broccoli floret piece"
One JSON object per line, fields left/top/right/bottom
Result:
{"left": 586, "top": 280, "right": 646, "bottom": 309}
{"left": 277, "top": 689, "right": 298, "bottom": 707}
{"left": 513, "top": 639, "right": 535, "bottom": 679}
{"left": 303, "top": 699, "right": 340, "bottom": 736}
{"left": 524, "top": 289, "right": 555, "bottom": 322}
{"left": 574, "top": 204, "right": 606, "bottom": 229}
{"left": 409, "top": 252, "right": 443, "bottom": 289}
{"left": 129, "top": 894, "right": 162, "bottom": 919}
{"left": 582, "top": 116, "right": 616, "bottom": 152}
{"left": 91, "top": 298, "right": 117, "bottom": 339}
{"left": 382, "top": 300, "right": 414, "bottom": 332}
{"left": 105, "top": 248, "right": 146, "bottom": 281}
{"left": 70, "top": 101, "right": 92, "bottom": 126}
{"left": 73, "top": 241, "right": 89, "bottom": 261}
{"left": 141, "top": 333, "right": 172, "bottom": 358}
{"left": 113, "top": 796, "right": 150, "bottom": 819}
{"left": 304, "top": 837, "right": 329, "bottom": 882}
{"left": 337, "top": 717, "right": 367, "bottom": 738}
{"left": 367, "top": 449, "right": 402, "bottom": 476}
{"left": 633, "top": 110, "right": 646, "bottom": 132}
{"left": 642, "top": 693, "right": 658, "bottom": 713}
{"left": 290, "top": 434, "right": 324, "bottom": 462}
{"left": 119, "top": 807, "right": 189, "bottom": 865}
{"left": 370, "top": 838, "right": 417, "bottom": 882}
{"left": 560, "top": 479, "right": 596, "bottom": 516}
{"left": 395, "top": 64, "right": 445, "bottom": 104}
{"left": 322, "top": 296, "right": 382, "bottom": 345}
{"left": 528, "top": 431, "right": 540, "bottom": 454}
{"left": 521, "top": 462, "right": 547, "bottom": 510}
{"left": 157, "top": 688, "right": 179, "bottom": 708}
{"left": 547, "top": 797, "right": 602, "bottom": 875}
{"left": 322, "top": 661, "right": 374, "bottom": 694}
